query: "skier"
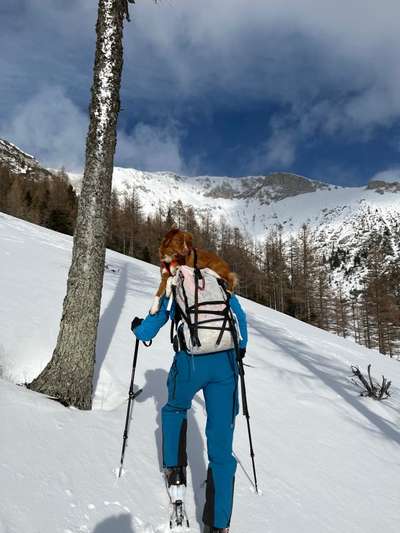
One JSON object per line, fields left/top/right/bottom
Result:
{"left": 131, "top": 270, "right": 248, "bottom": 533}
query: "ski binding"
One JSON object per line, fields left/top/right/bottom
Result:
{"left": 169, "top": 499, "right": 190, "bottom": 531}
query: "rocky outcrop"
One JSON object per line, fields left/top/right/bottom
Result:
{"left": 0, "top": 139, "right": 53, "bottom": 179}
{"left": 204, "top": 172, "right": 329, "bottom": 203}
{"left": 366, "top": 179, "right": 400, "bottom": 193}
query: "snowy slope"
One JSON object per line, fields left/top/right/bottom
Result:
{"left": 1, "top": 213, "right": 400, "bottom": 533}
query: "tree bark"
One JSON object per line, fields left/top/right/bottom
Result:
{"left": 28, "top": 0, "right": 128, "bottom": 409}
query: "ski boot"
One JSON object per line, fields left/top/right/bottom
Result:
{"left": 165, "top": 466, "right": 190, "bottom": 530}
{"left": 203, "top": 527, "right": 230, "bottom": 533}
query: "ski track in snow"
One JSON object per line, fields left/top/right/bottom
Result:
{"left": 1, "top": 213, "right": 400, "bottom": 533}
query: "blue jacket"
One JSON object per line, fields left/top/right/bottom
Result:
{"left": 133, "top": 294, "right": 248, "bottom": 350}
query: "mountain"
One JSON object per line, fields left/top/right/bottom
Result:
{"left": 108, "top": 167, "right": 400, "bottom": 293}
{"left": 106, "top": 167, "right": 398, "bottom": 236}
{"left": 1, "top": 138, "right": 399, "bottom": 294}
{"left": 0, "top": 138, "right": 53, "bottom": 179}
{"left": 0, "top": 139, "right": 38, "bottom": 174}
{"left": 0, "top": 212, "right": 399, "bottom": 533}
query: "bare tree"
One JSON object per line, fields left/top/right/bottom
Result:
{"left": 28, "top": 0, "right": 132, "bottom": 409}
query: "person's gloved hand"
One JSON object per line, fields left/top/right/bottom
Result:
{"left": 131, "top": 317, "right": 143, "bottom": 332}
{"left": 237, "top": 347, "right": 246, "bottom": 360}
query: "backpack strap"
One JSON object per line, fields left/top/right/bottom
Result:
{"left": 169, "top": 284, "right": 177, "bottom": 344}
{"left": 215, "top": 281, "right": 231, "bottom": 345}
{"left": 169, "top": 285, "right": 187, "bottom": 351}
{"left": 192, "top": 248, "right": 203, "bottom": 347}
{"left": 177, "top": 271, "right": 200, "bottom": 349}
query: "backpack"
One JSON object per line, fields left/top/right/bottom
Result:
{"left": 170, "top": 252, "right": 238, "bottom": 355}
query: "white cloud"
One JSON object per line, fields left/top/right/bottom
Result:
{"left": 0, "top": 86, "right": 189, "bottom": 174}
{"left": 0, "top": 86, "right": 87, "bottom": 172}
{"left": 256, "top": 130, "right": 297, "bottom": 171}
{"left": 116, "top": 122, "right": 187, "bottom": 174}
{"left": 3, "top": 0, "right": 400, "bottom": 173}
{"left": 370, "top": 168, "right": 400, "bottom": 183}
{"left": 129, "top": 0, "right": 400, "bottom": 135}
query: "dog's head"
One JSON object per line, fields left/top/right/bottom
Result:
{"left": 159, "top": 229, "right": 193, "bottom": 262}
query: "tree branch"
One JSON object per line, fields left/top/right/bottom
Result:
{"left": 350, "top": 365, "right": 392, "bottom": 400}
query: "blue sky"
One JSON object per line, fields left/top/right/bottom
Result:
{"left": 1, "top": 0, "right": 400, "bottom": 185}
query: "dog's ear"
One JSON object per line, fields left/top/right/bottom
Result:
{"left": 160, "top": 228, "right": 179, "bottom": 250}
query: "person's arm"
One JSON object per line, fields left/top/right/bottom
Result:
{"left": 132, "top": 296, "right": 171, "bottom": 342}
{"left": 230, "top": 293, "right": 248, "bottom": 349}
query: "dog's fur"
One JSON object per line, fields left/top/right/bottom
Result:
{"left": 150, "top": 228, "right": 238, "bottom": 314}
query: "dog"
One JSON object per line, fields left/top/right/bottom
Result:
{"left": 150, "top": 228, "right": 238, "bottom": 314}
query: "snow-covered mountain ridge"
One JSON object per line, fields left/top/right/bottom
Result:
{"left": 2, "top": 137, "right": 399, "bottom": 243}
{"left": 108, "top": 166, "right": 400, "bottom": 240}
{"left": 1, "top": 138, "right": 399, "bottom": 293}
{"left": 109, "top": 167, "right": 400, "bottom": 292}
{"left": 0, "top": 139, "right": 40, "bottom": 174}
{"left": 1, "top": 212, "right": 400, "bottom": 533}
{"left": 0, "top": 138, "right": 53, "bottom": 178}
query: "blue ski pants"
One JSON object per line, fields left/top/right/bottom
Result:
{"left": 162, "top": 349, "right": 239, "bottom": 530}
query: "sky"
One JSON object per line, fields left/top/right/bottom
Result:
{"left": 1, "top": 0, "right": 400, "bottom": 185}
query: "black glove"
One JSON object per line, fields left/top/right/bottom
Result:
{"left": 131, "top": 317, "right": 143, "bottom": 332}
{"left": 237, "top": 347, "right": 246, "bottom": 360}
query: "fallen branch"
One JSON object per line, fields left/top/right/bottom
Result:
{"left": 350, "top": 364, "right": 392, "bottom": 400}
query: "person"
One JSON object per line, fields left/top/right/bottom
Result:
{"left": 131, "top": 283, "right": 248, "bottom": 533}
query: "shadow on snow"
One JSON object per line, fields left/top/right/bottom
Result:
{"left": 249, "top": 315, "right": 400, "bottom": 447}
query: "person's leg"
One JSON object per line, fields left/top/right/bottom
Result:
{"left": 202, "top": 373, "right": 238, "bottom": 530}
{"left": 161, "top": 353, "right": 199, "bottom": 469}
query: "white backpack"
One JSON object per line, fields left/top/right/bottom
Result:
{"left": 170, "top": 263, "right": 238, "bottom": 355}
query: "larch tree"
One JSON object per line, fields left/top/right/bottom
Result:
{"left": 28, "top": 0, "right": 133, "bottom": 409}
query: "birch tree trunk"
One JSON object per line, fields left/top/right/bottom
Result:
{"left": 28, "top": 0, "right": 130, "bottom": 409}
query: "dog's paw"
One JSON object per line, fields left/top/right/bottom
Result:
{"left": 150, "top": 296, "right": 160, "bottom": 315}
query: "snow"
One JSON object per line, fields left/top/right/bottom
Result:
{"left": 1, "top": 212, "right": 400, "bottom": 533}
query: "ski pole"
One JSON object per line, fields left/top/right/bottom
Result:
{"left": 229, "top": 312, "right": 259, "bottom": 494}
{"left": 118, "top": 337, "right": 144, "bottom": 478}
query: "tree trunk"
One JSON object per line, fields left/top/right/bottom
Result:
{"left": 28, "top": 0, "right": 129, "bottom": 409}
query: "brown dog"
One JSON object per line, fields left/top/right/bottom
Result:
{"left": 150, "top": 229, "right": 238, "bottom": 314}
